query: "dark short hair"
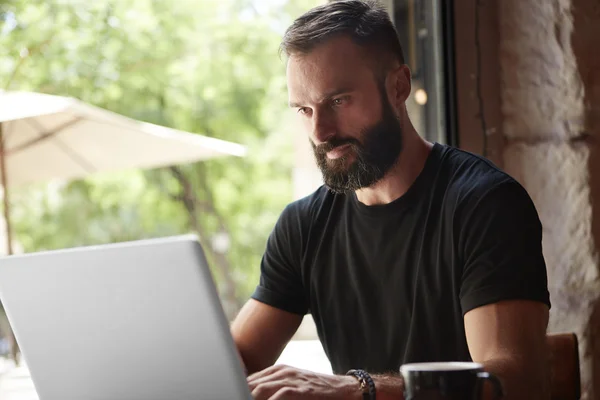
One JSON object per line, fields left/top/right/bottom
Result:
{"left": 280, "top": 0, "right": 405, "bottom": 69}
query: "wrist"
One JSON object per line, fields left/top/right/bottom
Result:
{"left": 371, "top": 374, "right": 405, "bottom": 400}
{"left": 342, "top": 375, "right": 366, "bottom": 400}
{"left": 346, "top": 369, "right": 376, "bottom": 399}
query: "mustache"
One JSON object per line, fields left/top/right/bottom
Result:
{"left": 313, "top": 137, "right": 360, "bottom": 155}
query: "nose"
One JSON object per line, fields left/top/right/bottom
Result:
{"left": 311, "top": 109, "right": 336, "bottom": 145}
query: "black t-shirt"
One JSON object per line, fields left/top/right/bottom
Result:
{"left": 251, "top": 143, "right": 551, "bottom": 375}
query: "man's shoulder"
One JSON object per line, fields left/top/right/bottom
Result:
{"left": 440, "top": 145, "right": 522, "bottom": 202}
{"left": 279, "top": 185, "right": 335, "bottom": 224}
{"left": 438, "top": 145, "right": 536, "bottom": 219}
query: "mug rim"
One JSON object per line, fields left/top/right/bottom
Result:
{"left": 400, "top": 361, "right": 483, "bottom": 373}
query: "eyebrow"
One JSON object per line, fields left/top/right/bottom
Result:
{"left": 289, "top": 87, "right": 353, "bottom": 108}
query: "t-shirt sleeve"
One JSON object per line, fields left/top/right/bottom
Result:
{"left": 251, "top": 204, "right": 309, "bottom": 316}
{"left": 459, "top": 180, "right": 551, "bottom": 315}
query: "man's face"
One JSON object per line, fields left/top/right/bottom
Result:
{"left": 287, "top": 36, "right": 403, "bottom": 193}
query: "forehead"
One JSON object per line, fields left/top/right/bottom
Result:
{"left": 286, "top": 36, "right": 376, "bottom": 102}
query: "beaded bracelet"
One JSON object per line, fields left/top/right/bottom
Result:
{"left": 346, "top": 369, "right": 376, "bottom": 400}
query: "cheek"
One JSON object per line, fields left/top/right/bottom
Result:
{"left": 335, "top": 105, "right": 377, "bottom": 137}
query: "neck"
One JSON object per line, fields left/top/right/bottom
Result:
{"left": 354, "top": 129, "right": 433, "bottom": 206}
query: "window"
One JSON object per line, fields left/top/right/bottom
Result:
{"left": 393, "top": 0, "right": 457, "bottom": 146}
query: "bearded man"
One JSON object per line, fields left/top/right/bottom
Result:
{"left": 232, "top": 1, "right": 551, "bottom": 399}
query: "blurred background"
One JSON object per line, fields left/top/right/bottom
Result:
{"left": 1, "top": 0, "right": 599, "bottom": 398}
{"left": 0, "top": 0, "right": 329, "bottom": 397}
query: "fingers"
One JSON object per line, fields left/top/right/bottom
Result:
{"left": 270, "top": 387, "right": 306, "bottom": 400}
{"left": 249, "top": 365, "right": 303, "bottom": 400}
{"left": 249, "top": 370, "right": 290, "bottom": 390}
{"left": 248, "top": 364, "right": 289, "bottom": 385}
{"left": 249, "top": 365, "right": 293, "bottom": 394}
{"left": 251, "top": 380, "right": 286, "bottom": 400}
{"left": 247, "top": 365, "right": 315, "bottom": 400}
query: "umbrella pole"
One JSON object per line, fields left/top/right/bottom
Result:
{"left": 0, "top": 122, "right": 13, "bottom": 255}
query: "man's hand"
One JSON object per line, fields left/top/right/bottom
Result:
{"left": 247, "top": 364, "right": 361, "bottom": 400}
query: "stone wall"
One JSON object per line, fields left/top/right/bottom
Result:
{"left": 455, "top": 0, "right": 600, "bottom": 397}
{"left": 498, "top": 0, "right": 600, "bottom": 397}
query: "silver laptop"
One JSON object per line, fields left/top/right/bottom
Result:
{"left": 0, "top": 235, "right": 252, "bottom": 400}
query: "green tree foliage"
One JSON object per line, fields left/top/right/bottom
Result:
{"left": 1, "top": 0, "right": 322, "bottom": 319}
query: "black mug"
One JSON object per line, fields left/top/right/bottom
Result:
{"left": 400, "top": 362, "right": 504, "bottom": 400}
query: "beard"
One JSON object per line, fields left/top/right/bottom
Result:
{"left": 311, "top": 90, "right": 403, "bottom": 194}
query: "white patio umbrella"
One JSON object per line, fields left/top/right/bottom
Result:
{"left": 0, "top": 90, "right": 247, "bottom": 255}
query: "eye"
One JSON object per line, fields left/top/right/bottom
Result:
{"left": 332, "top": 97, "right": 346, "bottom": 106}
{"left": 297, "top": 107, "right": 309, "bottom": 115}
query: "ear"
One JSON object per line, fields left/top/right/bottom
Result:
{"left": 386, "top": 64, "right": 412, "bottom": 114}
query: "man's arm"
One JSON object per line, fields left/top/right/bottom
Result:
{"left": 456, "top": 179, "right": 551, "bottom": 399}
{"left": 233, "top": 300, "right": 368, "bottom": 399}
{"left": 231, "top": 299, "right": 303, "bottom": 375}
{"left": 236, "top": 301, "right": 403, "bottom": 400}
{"left": 465, "top": 299, "right": 550, "bottom": 400}
{"left": 373, "top": 298, "right": 550, "bottom": 400}
{"left": 371, "top": 298, "right": 550, "bottom": 400}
